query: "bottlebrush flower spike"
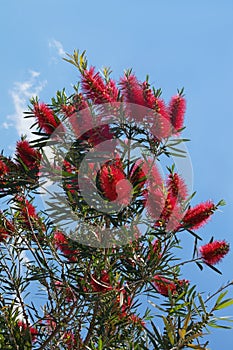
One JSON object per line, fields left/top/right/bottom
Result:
{"left": 33, "top": 102, "right": 64, "bottom": 134}
{"left": 18, "top": 321, "right": 38, "bottom": 342}
{"left": 90, "top": 270, "right": 112, "bottom": 293}
{"left": 16, "top": 197, "right": 43, "bottom": 231}
{"left": 153, "top": 275, "right": 177, "bottom": 296}
{"left": 182, "top": 200, "right": 216, "bottom": 230}
{"left": 145, "top": 187, "right": 165, "bottom": 220}
{"left": 17, "top": 196, "right": 37, "bottom": 217}
{"left": 106, "top": 78, "right": 119, "bottom": 101}
{"left": 16, "top": 140, "right": 41, "bottom": 170}
{"left": 97, "top": 159, "right": 132, "bottom": 204}
{"left": 120, "top": 74, "right": 145, "bottom": 106}
{"left": 130, "top": 162, "right": 147, "bottom": 192}
{"left": 142, "top": 81, "right": 156, "bottom": 109}
{"left": 154, "top": 275, "right": 189, "bottom": 296}
{"left": 165, "top": 204, "right": 183, "bottom": 232}
{"left": 63, "top": 331, "right": 79, "bottom": 349}
{"left": 81, "top": 66, "right": 118, "bottom": 103}
{"left": 129, "top": 314, "right": 145, "bottom": 327}
{"left": 148, "top": 239, "right": 162, "bottom": 261}
{"left": 143, "top": 159, "right": 163, "bottom": 189}
{"left": 168, "top": 94, "right": 186, "bottom": 132}
{"left": 72, "top": 92, "right": 89, "bottom": 112}
{"left": 53, "top": 230, "right": 79, "bottom": 262}
{"left": 0, "top": 214, "right": 15, "bottom": 241}
{"left": 199, "top": 240, "right": 230, "bottom": 265}
{"left": 151, "top": 98, "right": 171, "bottom": 140}
{"left": 84, "top": 124, "right": 114, "bottom": 147}
{"left": 61, "top": 104, "right": 77, "bottom": 117}
{"left": 62, "top": 93, "right": 93, "bottom": 137}
{"left": 0, "top": 159, "right": 9, "bottom": 177}
{"left": 142, "top": 81, "right": 172, "bottom": 139}
{"left": 166, "top": 173, "right": 188, "bottom": 202}
{"left": 155, "top": 193, "right": 183, "bottom": 230}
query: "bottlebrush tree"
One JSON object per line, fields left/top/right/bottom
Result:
{"left": 0, "top": 50, "right": 232, "bottom": 350}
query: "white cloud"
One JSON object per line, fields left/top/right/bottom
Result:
{"left": 48, "top": 39, "right": 66, "bottom": 59}
{"left": 2, "top": 121, "right": 14, "bottom": 129}
{"left": 5, "top": 71, "right": 47, "bottom": 139}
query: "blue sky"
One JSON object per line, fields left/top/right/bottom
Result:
{"left": 1, "top": 0, "right": 233, "bottom": 348}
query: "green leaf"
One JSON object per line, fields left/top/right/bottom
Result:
{"left": 208, "top": 321, "right": 232, "bottom": 329}
{"left": 162, "top": 316, "right": 175, "bottom": 345}
{"left": 214, "top": 290, "right": 228, "bottom": 309}
{"left": 98, "top": 337, "right": 103, "bottom": 350}
{"left": 215, "top": 299, "right": 233, "bottom": 310}
{"left": 198, "top": 294, "right": 206, "bottom": 313}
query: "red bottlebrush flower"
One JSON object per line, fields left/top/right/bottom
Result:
{"left": 165, "top": 203, "right": 183, "bottom": 232}
{"left": 129, "top": 314, "right": 145, "bottom": 327}
{"left": 73, "top": 92, "right": 89, "bottom": 111}
{"left": 166, "top": 173, "right": 188, "bottom": 202}
{"left": 33, "top": 102, "right": 64, "bottom": 134}
{"left": 0, "top": 215, "right": 15, "bottom": 242}
{"left": 53, "top": 230, "right": 69, "bottom": 249}
{"left": 120, "top": 74, "right": 145, "bottom": 106}
{"left": 130, "top": 162, "right": 147, "bottom": 192}
{"left": 143, "top": 159, "right": 163, "bottom": 189}
{"left": 199, "top": 240, "right": 230, "bottom": 265}
{"left": 148, "top": 239, "right": 162, "bottom": 261}
{"left": 16, "top": 140, "right": 41, "bottom": 170}
{"left": 61, "top": 104, "right": 76, "bottom": 117}
{"left": 0, "top": 159, "right": 9, "bottom": 177}
{"left": 97, "top": 159, "right": 132, "bottom": 204}
{"left": 90, "top": 270, "right": 112, "bottom": 293}
{"left": 156, "top": 193, "right": 177, "bottom": 225}
{"left": 84, "top": 124, "right": 114, "bottom": 147}
{"left": 152, "top": 239, "right": 161, "bottom": 255}
{"left": 16, "top": 197, "right": 41, "bottom": 229}
{"left": 116, "top": 288, "right": 132, "bottom": 317}
{"left": 63, "top": 331, "right": 78, "bottom": 349}
{"left": 151, "top": 98, "right": 171, "bottom": 140}
{"left": 153, "top": 275, "right": 177, "bottom": 296}
{"left": 62, "top": 160, "right": 79, "bottom": 194}
{"left": 81, "top": 66, "right": 118, "bottom": 104}
{"left": 177, "top": 279, "right": 190, "bottom": 288}
{"left": 18, "top": 321, "right": 38, "bottom": 342}
{"left": 62, "top": 94, "right": 92, "bottom": 137}
{"left": 120, "top": 73, "right": 171, "bottom": 135}
{"left": 154, "top": 276, "right": 189, "bottom": 296}
{"left": 141, "top": 81, "right": 156, "bottom": 109}
{"left": 106, "top": 79, "right": 119, "bottom": 102}
{"left": 0, "top": 227, "right": 9, "bottom": 242}
{"left": 146, "top": 187, "right": 165, "bottom": 220}
{"left": 182, "top": 200, "right": 216, "bottom": 230}
{"left": 53, "top": 231, "right": 79, "bottom": 262}
{"left": 168, "top": 95, "right": 186, "bottom": 132}
{"left": 63, "top": 160, "right": 76, "bottom": 174}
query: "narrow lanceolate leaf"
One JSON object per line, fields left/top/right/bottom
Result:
{"left": 162, "top": 316, "right": 175, "bottom": 345}
{"left": 187, "top": 345, "right": 207, "bottom": 350}
{"left": 213, "top": 290, "right": 228, "bottom": 309}
{"left": 178, "top": 328, "right": 186, "bottom": 339}
{"left": 208, "top": 322, "right": 232, "bottom": 329}
{"left": 214, "top": 299, "right": 233, "bottom": 310}
{"left": 198, "top": 294, "right": 206, "bottom": 313}
{"left": 178, "top": 311, "right": 192, "bottom": 339}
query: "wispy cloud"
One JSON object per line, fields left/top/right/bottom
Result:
{"left": 48, "top": 39, "right": 66, "bottom": 62}
{"left": 5, "top": 70, "right": 47, "bottom": 139}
